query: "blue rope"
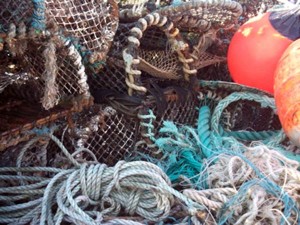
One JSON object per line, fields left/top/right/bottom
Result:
{"left": 31, "top": 0, "right": 46, "bottom": 31}
{"left": 197, "top": 106, "right": 214, "bottom": 158}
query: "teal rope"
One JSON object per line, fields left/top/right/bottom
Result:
{"left": 223, "top": 129, "right": 279, "bottom": 141}
{"left": 31, "top": 0, "right": 46, "bottom": 31}
{"left": 211, "top": 92, "right": 281, "bottom": 142}
{"left": 197, "top": 106, "right": 213, "bottom": 158}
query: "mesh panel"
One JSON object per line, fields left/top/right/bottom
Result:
{"left": 108, "top": 22, "right": 134, "bottom": 58}
{"left": 140, "top": 27, "right": 168, "bottom": 50}
{"left": 45, "top": 0, "right": 119, "bottom": 63}
{"left": 138, "top": 49, "right": 182, "bottom": 79}
{"left": 85, "top": 112, "right": 138, "bottom": 165}
{"left": 46, "top": 104, "right": 139, "bottom": 166}
{"left": 0, "top": 0, "right": 33, "bottom": 31}
{"left": 88, "top": 57, "right": 128, "bottom": 94}
{"left": 87, "top": 22, "right": 133, "bottom": 94}
{"left": 1, "top": 33, "right": 89, "bottom": 109}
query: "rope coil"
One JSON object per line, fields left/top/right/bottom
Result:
{"left": 0, "top": 131, "right": 205, "bottom": 225}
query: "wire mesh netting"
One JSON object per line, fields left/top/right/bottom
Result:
{"left": 44, "top": 0, "right": 119, "bottom": 64}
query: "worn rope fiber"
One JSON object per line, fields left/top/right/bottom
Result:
{"left": 0, "top": 130, "right": 204, "bottom": 225}
{"left": 133, "top": 89, "right": 300, "bottom": 224}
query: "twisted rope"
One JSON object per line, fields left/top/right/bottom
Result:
{"left": 0, "top": 161, "right": 204, "bottom": 224}
{"left": 137, "top": 109, "right": 157, "bottom": 149}
{"left": 0, "top": 129, "right": 205, "bottom": 224}
{"left": 31, "top": 0, "right": 46, "bottom": 31}
{"left": 211, "top": 92, "right": 280, "bottom": 142}
{"left": 123, "top": 12, "right": 195, "bottom": 95}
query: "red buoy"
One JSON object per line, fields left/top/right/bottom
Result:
{"left": 227, "top": 11, "right": 296, "bottom": 94}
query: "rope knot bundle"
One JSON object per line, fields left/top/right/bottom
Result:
{"left": 48, "top": 160, "right": 177, "bottom": 224}
{"left": 0, "top": 158, "right": 205, "bottom": 225}
{"left": 76, "top": 160, "right": 175, "bottom": 219}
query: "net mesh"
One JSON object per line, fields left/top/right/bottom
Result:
{"left": 41, "top": 104, "right": 138, "bottom": 166}
{"left": 0, "top": 0, "right": 33, "bottom": 31}
{"left": 1, "top": 31, "right": 90, "bottom": 109}
{"left": 44, "top": 0, "right": 119, "bottom": 64}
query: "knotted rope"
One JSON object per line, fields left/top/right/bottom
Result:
{"left": 0, "top": 130, "right": 204, "bottom": 225}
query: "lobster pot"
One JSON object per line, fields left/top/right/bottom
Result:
{"left": 0, "top": 96, "right": 76, "bottom": 153}
{"left": 198, "top": 81, "right": 281, "bottom": 132}
{"left": 44, "top": 88, "right": 199, "bottom": 166}
{"left": 0, "top": 32, "right": 90, "bottom": 110}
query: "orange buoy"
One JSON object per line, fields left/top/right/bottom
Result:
{"left": 274, "top": 39, "right": 300, "bottom": 147}
{"left": 227, "top": 6, "right": 300, "bottom": 94}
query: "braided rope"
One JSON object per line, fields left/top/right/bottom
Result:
{"left": 211, "top": 92, "right": 278, "bottom": 139}
{"left": 157, "top": 0, "right": 242, "bottom": 36}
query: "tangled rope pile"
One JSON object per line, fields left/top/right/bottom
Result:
{"left": 0, "top": 133, "right": 204, "bottom": 225}
{"left": 134, "top": 90, "right": 300, "bottom": 224}
{"left": 198, "top": 146, "right": 300, "bottom": 224}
